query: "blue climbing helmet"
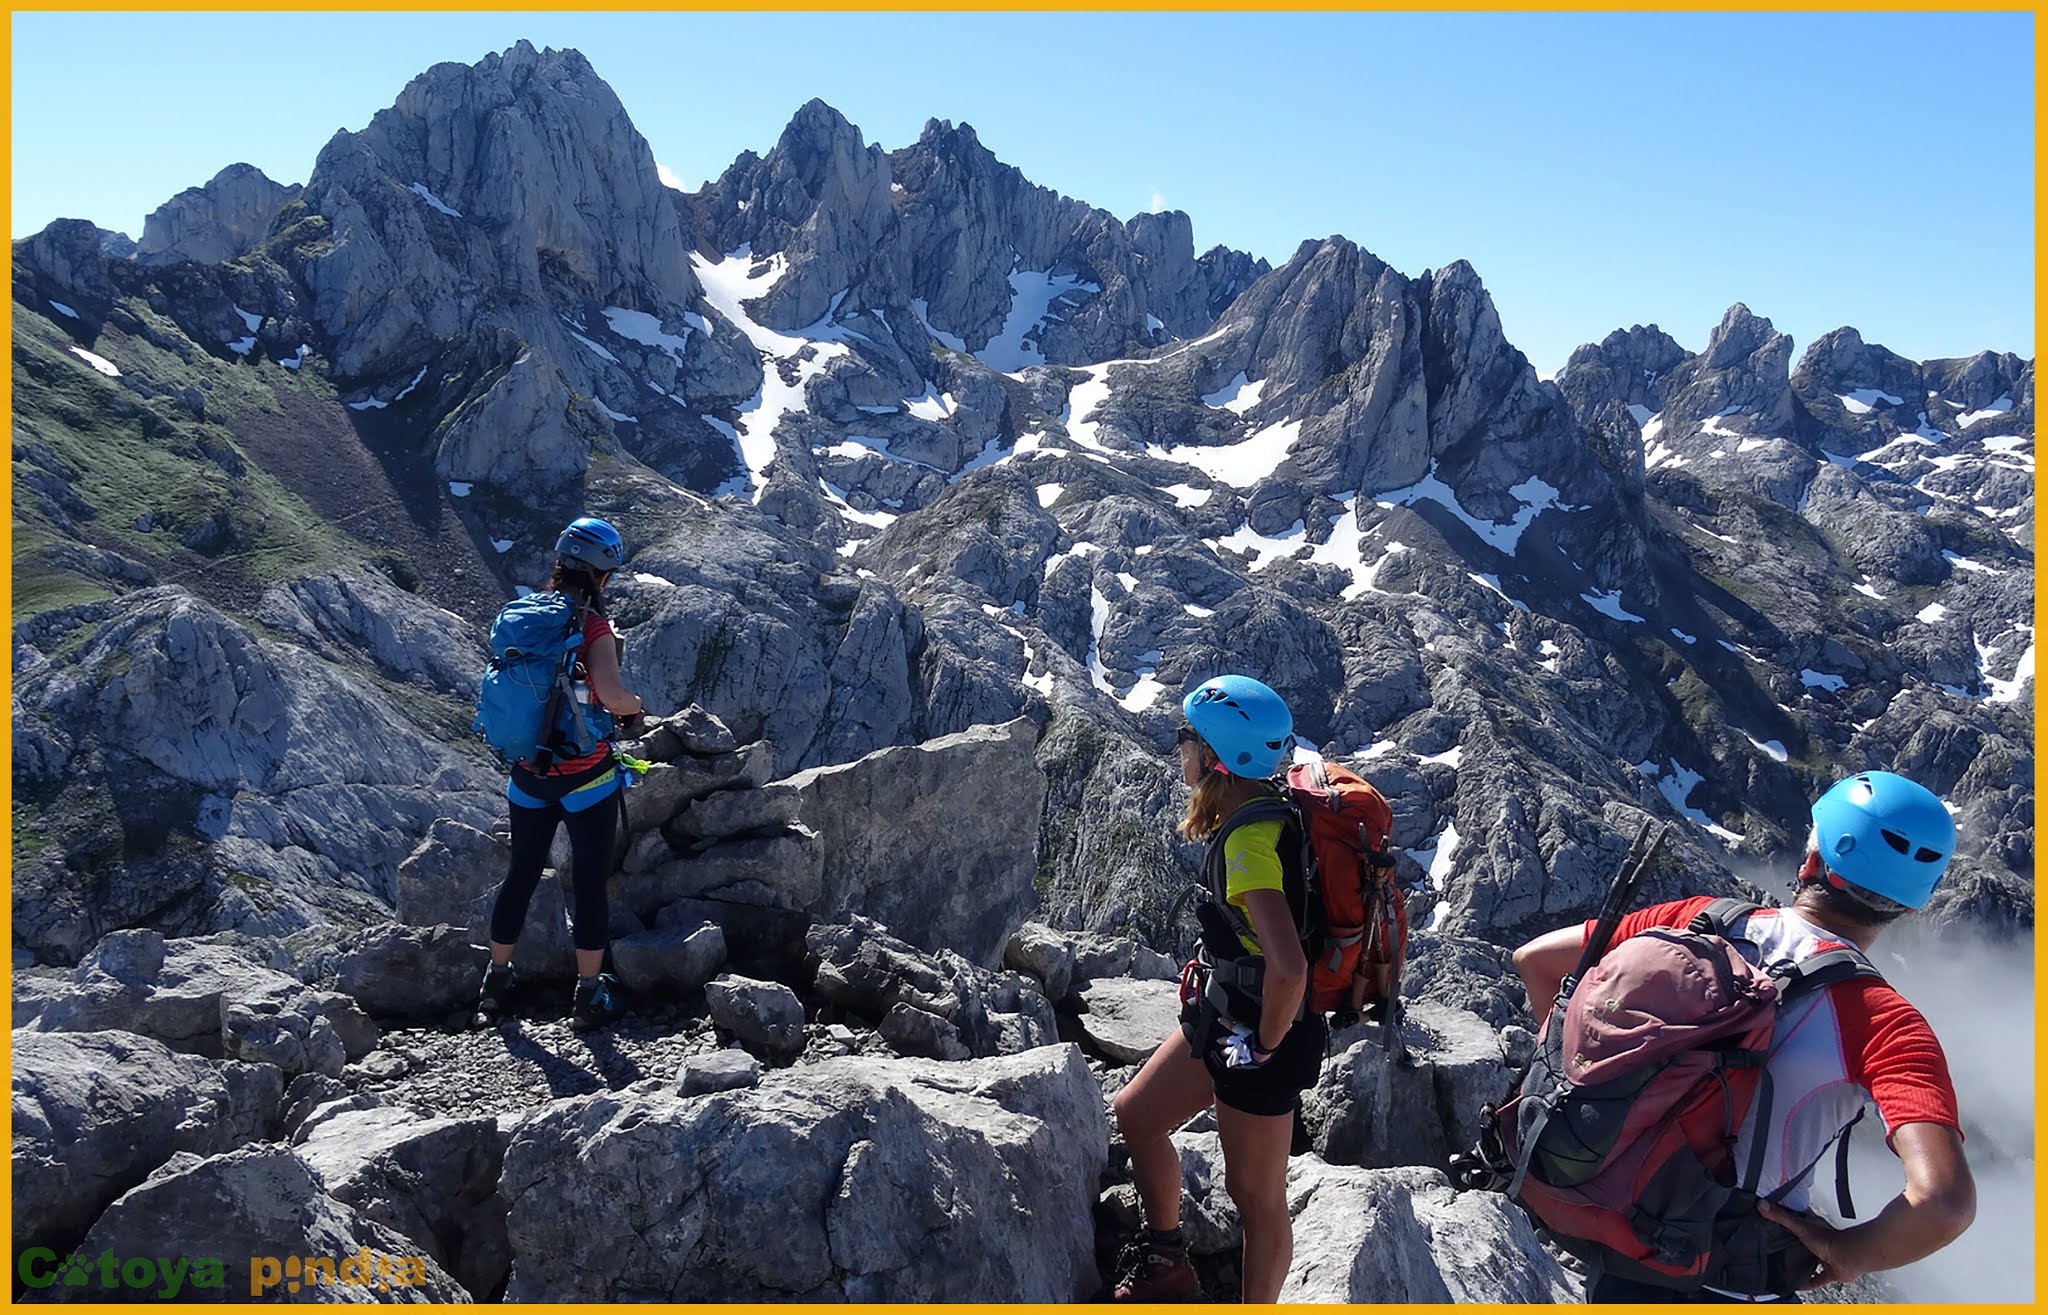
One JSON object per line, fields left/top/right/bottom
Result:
{"left": 1808, "top": 770, "right": 1954, "bottom": 910}
{"left": 556, "top": 516, "right": 625, "bottom": 574}
{"left": 1181, "top": 675, "right": 1294, "bottom": 778}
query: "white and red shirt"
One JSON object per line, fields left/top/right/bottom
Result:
{"left": 1583, "top": 897, "right": 1961, "bottom": 1216}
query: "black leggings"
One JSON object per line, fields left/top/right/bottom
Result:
{"left": 490, "top": 796, "right": 618, "bottom": 953}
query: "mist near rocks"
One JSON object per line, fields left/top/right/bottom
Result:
{"left": 1848, "top": 918, "right": 2035, "bottom": 1304}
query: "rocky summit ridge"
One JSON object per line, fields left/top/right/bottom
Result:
{"left": 9, "top": 38, "right": 2030, "bottom": 1303}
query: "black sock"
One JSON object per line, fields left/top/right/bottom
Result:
{"left": 1145, "top": 1226, "right": 1184, "bottom": 1250}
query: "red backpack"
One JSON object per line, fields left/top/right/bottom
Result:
{"left": 1487, "top": 898, "right": 1881, "bottom": 1293}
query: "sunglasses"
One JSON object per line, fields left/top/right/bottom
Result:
{"left": 1176, "top": 727, "right": 1203, "bottom": 748}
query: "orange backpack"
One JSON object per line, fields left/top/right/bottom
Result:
{"left": 1283, "top": 760, "right": 1408, "bottom": 1018}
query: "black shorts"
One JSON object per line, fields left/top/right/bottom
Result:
{"left": 1180, "top": 1002, "right": 1327, "bottom": 1118}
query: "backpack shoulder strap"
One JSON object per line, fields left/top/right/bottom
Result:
{"left": 1206, "top": 791, "right": 1308, "bottom": 940}
{"left": 1687, "top": 897, "right": 1762, "bottom": 936}
{"left": 1215, "top": 791, "right": 1296, "bottom": 836}
{"left": 1773, "top": 946, "right": 1884, "bottom": 1007}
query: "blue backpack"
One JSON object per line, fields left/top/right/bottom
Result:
{"left": 473, "top": 592, "right": 615, "bottom": 770}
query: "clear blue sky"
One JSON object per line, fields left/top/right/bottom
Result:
{"left": 11, "top": 11, "right": 2034, "bottom": 375}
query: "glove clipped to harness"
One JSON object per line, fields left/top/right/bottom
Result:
{"left": 1218, "top": 1022, "right": 1274, "bottom": 1069}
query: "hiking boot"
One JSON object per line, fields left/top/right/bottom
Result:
{"left": 570, "top": 973, "right": 626, "bottom": 1031}
{"left": 1111, "top": 1233, "right": 1201, "bottom": 1302}
{"left": 474, "top": 962, "right": 517, "bottom": 1022}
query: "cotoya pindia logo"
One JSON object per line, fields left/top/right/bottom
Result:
{"left": 17, "top": 1247, "right": 436, "bottom": 1297}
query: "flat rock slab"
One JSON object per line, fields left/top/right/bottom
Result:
{"left": 1073, "top": 978, "right": 1180, "bottom": 1066}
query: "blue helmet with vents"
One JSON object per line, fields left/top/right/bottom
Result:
{"left": 556, "top": 517, "right": 625, "bottom": 574}
{"left": 1809, "top": 771, "right": 1954, "bottom": 910}
{"left": 1181, "top": 675, "right": 1293, "bottom": 778}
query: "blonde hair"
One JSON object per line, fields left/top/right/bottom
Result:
{"left": 1178, "top": 769, "right": 1237, "bottom": 842}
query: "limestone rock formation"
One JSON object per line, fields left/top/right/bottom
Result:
{"left": 138, "top": 163, "right": 303, "bottom": 267}
{"left": 497, "top": 1046, "right": 1107, "bottom": 1301}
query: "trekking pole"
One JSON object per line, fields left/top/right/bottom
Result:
{"left": 1562, "top": 820, "right": 1668, "bottom": 996}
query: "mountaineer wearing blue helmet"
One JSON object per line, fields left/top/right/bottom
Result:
{"left": 476, "top": 517, "right": 648, "bottom": 1030}
{"left": 1110, "top": 674, "right": 1321, "bottom": 1303}
{"left": 1511, "top": 771, "right": 1975, "bottom": 1302}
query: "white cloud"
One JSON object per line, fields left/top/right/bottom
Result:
{"left": 1149, "top": 189, "right": 1167, "bottom": 214}
{"left": 656, "top": 161, "right": 686, "bottom": 192}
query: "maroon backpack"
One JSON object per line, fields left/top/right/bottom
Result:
{"left": 1492, "top": 898, "right": 1881, "bottom": 1293}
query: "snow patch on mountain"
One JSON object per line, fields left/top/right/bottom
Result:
{"left": 1838, "top": 388, "right": 1904, "bottom": 414}
{"left": 602, "top": 306, "right": 692, "bottom": 362}
{"left": 1645, "top": 760, "right": 1744, "bottom": 846}
{"left": 408, "top": 182, "right": 461, "bottom": 217}
{"left": 1744, "top": 734, "right": 1789, "bottom": 763}
{"left": 1410, "top": 820, "right": 1462, "bottom": 932}
{"left": 1468, "top": 573, "right": 1530, "bottom": 612}
{"left": 694, "top": 248, "right": 852, "bottom": 502}
{"left": 1201, "top": 373, "right": 1266, "bottom": 415}
{"left": 68, "top": 347, "right": 121, "bottom": 377}
{"left": 1580, "top": 589, "right": 1644, "bottom": 623}
{"left": 1376, "top": 468, "right": 1568, "bottom": 555}
{"left": 1958, "top": 396, "right": 2014, "bottom": 427}
{"left": 979, "top": 271, "right": 1097, "bottom": 373}
{"left": 1150, "top": 419, "right": 1303, "bottom": 488}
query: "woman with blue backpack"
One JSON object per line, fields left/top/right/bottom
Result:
{"left": 474, "top": 516, "right": 648, "bottom": 1030}
{"left": 1109, "top": 675, "right": 1325, "bottom": 1304}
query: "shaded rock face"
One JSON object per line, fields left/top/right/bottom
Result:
{"left": 318, "top": 923, "right": 492, "bottom": 1025}
{"left": 12, "top": 587, "right": 498, "bottom": 965}
{"left": 497, "top": 1046, "right": 1107, "bottom": 1302}
{"left": 805, "top": 915, "right": 1056, "bottom": 1058}
{"left": 11, "top": 1029, "right": 277, "bottom": 1257}
{"left": 138, "top": 163, "right": 303, "bottom": 266}
{"left": 659, "top": 718, "right": 1046, "bottom": 965}
{"left": 1300, "top": 1002, "right": 1509, "bottom": 1170}
{"left": 297, "top": 1106, "right": 513, "bottom": 1301}
{"left": 59, "top": 1143, "right": 471, "bottom": 1303}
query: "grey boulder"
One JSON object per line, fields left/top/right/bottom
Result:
{"left": 1071, "top": 977, "right": 1179, "bottom": 1066}
{"left": 610, "top": 920, "right": 727, "bottom": 994}
{"left": 24, "top": 930, "right": 372, "bottom": 1078}
{"left": 703, "top": 974, "right": 806, "bottom": 1054}
{"left": 675, "top": 718, "right": 1045, "bottom": 965}
{"left": 319, "top": 923, "right": 484, "bottom": 1024}
{"left": 298, "top": 1106, "right": 513, "bottom": 1301}
{"left": 59, "top": 1143, "right": 470, "bottom": 1303}
{"left": 1282, "top": 1161, "right": 1578, "bottom": 1302}
{"left": 395, "top": 820, "right": 579, "bottom": 982}
{"left": 12, "top": 1029, "right": 278, "bottom": 1257}
{"left": 677, "top": 1049, "right": 762, "bottom": 1097}
{"left": 1002, "top": 921, "right": 1075, "bottom": 1001}
{"left": 1301, "top": 1001, "right": 1508, "bottom": 1169}
{"left": 498, "top": 1046, "right": 1107, "bottom": 1301}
